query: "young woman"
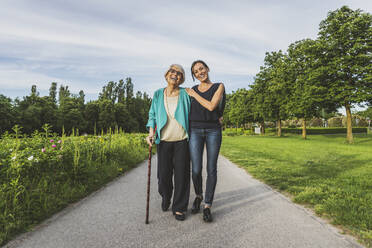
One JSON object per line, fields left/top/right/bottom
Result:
{"left": 185, "top": 60, "right": 225, "bottom": 222}
{"left": 146, "top": 64, "right": 191, "bottom": 221}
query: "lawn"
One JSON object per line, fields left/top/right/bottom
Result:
{"left": 220, "top": 134, "right": 372, "bottom": 247}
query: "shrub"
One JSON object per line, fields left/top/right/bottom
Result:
{"left": 341, "top": 115, "right": 368, "bottom": 127}
{"left": 0, "top": 130, "right": 148, "bottom": 246}
{"left": 309, "top": 118, "right": 323, "bottom": 127}
{"left": 284, "top": 119, "right": 301, "bottom": 128}
{"left": 328, "top": 117, "right": 343, "bottom": 127}
{"left": 261, "top": 127, "right": 367, "bottom": 135}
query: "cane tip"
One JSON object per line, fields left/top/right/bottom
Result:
{"left": 145, "top": 221, "right": 149, "bottom": 224}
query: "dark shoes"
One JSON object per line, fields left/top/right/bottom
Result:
{"left": 203, "top": 208, "right": 213, "bottom": 222}
{"left": 191, "top": 196, "right": 203, "bottom": 214}
{"left": 173, "top": 211, "right": 186, "bottom": 221}
{"left": 161, "top": 198, "right": 171, "bottom": 212}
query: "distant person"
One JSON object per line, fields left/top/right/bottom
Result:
{"left": 146, "top": 64, "right": 191, "bottom": 221}
{"left": 185, "top": 60, "right": 225, "bottom": 222}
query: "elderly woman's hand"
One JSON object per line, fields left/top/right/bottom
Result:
{"left": 218, "top": 117, "right": 223, "bottom": 125}
{"left": 185, "top": 88, "right": 196, "bottom": 97}
{"left": 146, "top": 128, "right": 155, "bottom": 147}
{"left": 146, "top": 134, "right": 154, "bottom": 147}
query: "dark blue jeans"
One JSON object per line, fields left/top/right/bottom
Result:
{"left": 189, "top": 127, "right": 222, "bottom": 206}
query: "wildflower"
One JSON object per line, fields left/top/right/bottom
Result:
{"left": 58, "top": 155, "right": 63, "bottom": 159}
{"left": 57, "top": 140, "right": 62, "bottom": 144}
{"left": 41, "top": 148, "right": 46, "bottom": 152}
{"left": 11, "top": 156, "right": 16, "bottom": 160}
{"left": 28, "top": 155, "right": 34, "bottom": 161}
{"left": 52, "top": 144, "right": 56, "bottom": 148}
{"left": 9, "top": 148, "right": 13, "bottom": 151}
{"left": 50, "top": 139, "right": 54, "bottom": 143}
{"left": 35, "top": 158, "right": 39, "bottom": 163}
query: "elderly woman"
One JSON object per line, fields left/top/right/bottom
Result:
{"left": 185, "top": 60, "right": 225, "bottom": 223}
{"left": 146, "top": 64, "right": 191, "bottom": 221}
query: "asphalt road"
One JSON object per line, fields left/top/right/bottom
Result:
{"left": 4, "top": 154, "right": 363, "bottom": 248}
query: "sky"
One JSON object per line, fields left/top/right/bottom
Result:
{"left": 0, "top": 0, "right": 371, "bottom": 106}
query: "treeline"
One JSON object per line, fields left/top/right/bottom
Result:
{"left": 223, "top": 6, "right": 372, "bottom": 143}
{"left": 0, "top": 78, "right": 151, "bottom": 135}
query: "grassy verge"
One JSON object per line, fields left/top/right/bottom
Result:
{"left": 0, "top": 131, "right": 149, "bottom": 246}
{"left": 220, "top": 134, "right": 372, "bottom": 247}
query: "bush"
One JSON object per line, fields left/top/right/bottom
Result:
{"left": 309, "top": 118, "right": 323, "bottom": 127}
{"left": 328, "top": 117, "right": 343, "bottom": 127}
{"left": 265, "top": 121, "right": 276, "bottom": 128}
{"left": 0, "top": 130, "right": 148, "bottom": 246}
{"left": 284, "top": 119, "right": 301, "bottom": 128}
{"left": 342, "top": 115, "right": 368, "bottom": 127}
{"left": 264, "top": 127, "right": 367, "bottom": 135}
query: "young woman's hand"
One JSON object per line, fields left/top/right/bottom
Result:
{"left": 185, "top": 88, "right": 196, "bottom": 97}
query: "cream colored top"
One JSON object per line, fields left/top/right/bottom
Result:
{"left": 161, "top": 95, "right": 187, "bottom": 141}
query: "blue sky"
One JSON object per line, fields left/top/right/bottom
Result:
{"left": 0, "top": 0, "right": 371, "bottom": 106}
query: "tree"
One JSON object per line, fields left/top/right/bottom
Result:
{"left": 49, "top": 82, "right": 57, "bottom": 104}
{"left": 0, "top": 95, "right": 15, "bottom": 134}
{"left": 286, "top": 39, "right": 337, "bottom": 139}
{"left": 98, "top": 99, "right": 116, "bottom": 132}
{"left": 252, "top": 51, "right": 291, "bottom": 136}
{"left": 228, "top": 89, "right": 255, "bottom": 130}
{"left": 84, "top": 101, "right": 100, "bottom": 134}
{"left": 317, "top": 6, "right": 372, "bottom": 143}
{"left": 99, "top": 81, "right": 118, "bottom": 104}
{"left": 356, "top": 106, "right": 372, "bottom": 120}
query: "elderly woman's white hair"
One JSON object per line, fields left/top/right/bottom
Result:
{"left": 164, "top": 64, "right": 185, "bottom": 85}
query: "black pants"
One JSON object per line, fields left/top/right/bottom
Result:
{"left": 157, "top": 139, "right": 190, "bottom": 212}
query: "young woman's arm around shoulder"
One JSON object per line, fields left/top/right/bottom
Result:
{"left": 186, "top": 83, "right": 224, "bottom": 112}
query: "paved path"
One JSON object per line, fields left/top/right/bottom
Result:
{"left": 4, "top": 154, "right": 362, "bottom": 248}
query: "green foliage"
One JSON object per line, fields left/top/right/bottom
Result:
{"left": 308, "top": 118, "right": 323, "bottom": 127}
{"left": 223, "top": 6, "right": 370, "bottom": 142}
{"left": 1, "top": 78, "right": 151, "bottom": 136}
{"left": 252, "top": 51, "right": 290, "bottom": 123}
{"left": 356, "top": 107, "right": 372, "bottom": 120}
{"left": 317, "top": 6, "right": 372, "bottom": 142}
{"left": 221, "top": 134, "right": 372, "bottom": 246}
{"left": 0, "top": 129, "right": 148, "bottom": 246}
{"left": 228, "top": 89, "right": 255, "bottom": 128}
{"left": 0, "top": 95, "right": 15, "bottom": 134}
{"left": 328, "top": 117, "right": 343, "bottom": 127}
{"left": 317, "top": 6, "right": 372, "bottom": 107}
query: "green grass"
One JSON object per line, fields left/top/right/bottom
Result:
{"left": 220, "top": 134, "right": 372, "bottom": 247}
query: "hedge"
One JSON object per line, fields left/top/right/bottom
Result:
{"left": 265, "top": 127, "right": 368, "bottom": 134}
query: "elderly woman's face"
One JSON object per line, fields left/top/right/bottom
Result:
{"left": 192, "top": 62, "right": 209, "bottom": 82}
{"left": 166, "top": 67, "right": 183, "bottom": 86}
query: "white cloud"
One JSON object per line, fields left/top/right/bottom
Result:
{"left": 0, "top": 0, "right": 370, "bottom": 99}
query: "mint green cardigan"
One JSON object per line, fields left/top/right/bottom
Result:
{"left": 146, "top": 87, "right": 191, "bottom": 144}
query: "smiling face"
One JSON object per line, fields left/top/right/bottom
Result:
{"left": 192, "top": 62, "right": 209, "bottom": 82}
{"left": 166, "top": 67, "right": 184, "bottom": 86}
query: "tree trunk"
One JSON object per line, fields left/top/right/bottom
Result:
{"left": 260, "top": 121, "right": 265, "bottom": 135}
{"left": 302, "top": 118, "right": 307, "bottom": 139}
{"left": 345, "top": 103, "right": 353, "bottom": 144}
{"left": 277, "top": 119, "right": 282, "bottom": 137}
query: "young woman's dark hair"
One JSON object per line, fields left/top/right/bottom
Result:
{"left": 191, "top": 60, "right": 209, "bottom": 81}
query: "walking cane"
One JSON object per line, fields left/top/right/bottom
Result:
{"left": 145, "top": 143, "right": 152, "bottom": 224}
{"left": 145, "top": 127, "right": 155, "bottom": 224}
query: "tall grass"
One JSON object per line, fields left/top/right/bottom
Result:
{"left": 0, "top": 126, "right": 148, "bottom": 246}
{"left": 221, "top": 134, "right": 372, "bottom": 247}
